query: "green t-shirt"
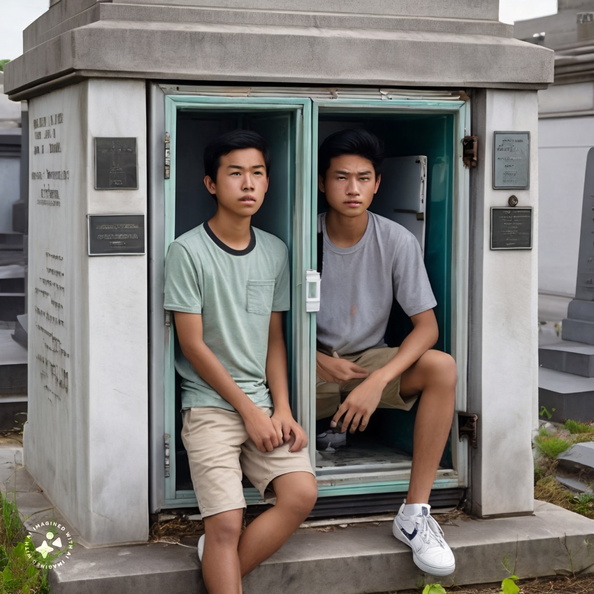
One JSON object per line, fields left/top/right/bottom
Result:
{"left": 164, "top": 222, "right": 290, "bottom": 411}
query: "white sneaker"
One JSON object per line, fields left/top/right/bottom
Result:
{"left": 392, "top": 503, "right": 455, "bottom": 576}
{"left": 197, "top": 534, "right": 205, "bottom": 562}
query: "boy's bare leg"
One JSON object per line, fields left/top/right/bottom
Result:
{"left": 238, "top": 471, "right": 317, "bottom": 575}
{"left": 400, "top": 350, "right": 457, "bottom": 503}
{"left": 202, "top": 508, "right": 244, "bottom": 594}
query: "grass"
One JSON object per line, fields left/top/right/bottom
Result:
{"left": 534, "top": 419, "right": 594, "bottom": 520}
{"left": 564, "top": 419, "right": 594, "bottom": 435}
{"left": 533, "top": 434, "right": 572, "bottom": 458}
{"left": 0, "top": 493, "right": 49, "bottom": 593}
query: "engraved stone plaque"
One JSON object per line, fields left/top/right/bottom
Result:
{"left": 490, "top": 207, "right": 532, "bottom": 250}
{"left": 94, "top": 137, "right": 138, "bottom": 190}
{"left": 493, "top": 131, "right": 530, "bottom": 190}
{"left": 88, "top": 214, "right": 145, "bottom": 255}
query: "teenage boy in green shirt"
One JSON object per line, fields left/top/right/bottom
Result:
{"left": 165, "top": 130, "right": 317, "bottom": 594}
{"left": 316, "top": 128, "right": 456, "bottom": 577}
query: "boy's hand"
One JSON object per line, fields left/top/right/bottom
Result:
{"left": 271, "top": 410, "right": 309, "bottom": 452}
{"left": 243, "top": 408, "right": 283, "bottom": 453}
{"left": 316, "top": 352, "right": 369, "bottom": 384}
{"left": 331, "top": 374, "right": 385, "bottom": 434}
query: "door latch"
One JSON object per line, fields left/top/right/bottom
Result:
{"left": 164, "top": 132, "right": 171, "bottom": 179}
{"left": 305, "top": 270, "right": 321, "bottom": 312}
{"left": 462, "top": 136, "right": 478, "bottom": 169}
{"left": 458, "top": 411, "right": 478, "bottom": 448}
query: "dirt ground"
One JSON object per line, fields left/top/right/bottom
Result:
{"left": 418, "top": 575, "right": 594, "bottom": 593}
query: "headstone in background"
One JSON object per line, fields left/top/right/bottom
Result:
{"left": 563, "top": 148, "right": 594, "bottom": 345}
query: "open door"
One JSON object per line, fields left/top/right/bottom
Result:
{"left": 149, "top": 85, "right": 469, "bottom": 513}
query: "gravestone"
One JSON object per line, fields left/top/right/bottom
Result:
{"left": 563, "top": 148, "right": 594, "bottom": 345}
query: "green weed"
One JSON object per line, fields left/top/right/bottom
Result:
{"left": 533, "top": 435, "right": 572, "bottom": 459}
{"left": 572, "top": 493, "right": 594, "bottom": 517}
{"left": 500, "top": 574, "right": 520, "bottom": 594}
{"left": 422, "top": 585, "right": 447, "bottom": 594}
{"left": 0, "top": 494, "right": 49, "bottom": 593}
{"left": 539, "top": 405, "right": 555, "bottom": 420}
{"left": 564, "top": 419, "right": 594, "bottom": 435}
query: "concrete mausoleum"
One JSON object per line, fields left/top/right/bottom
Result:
{"left": 4, "top": 0, "right": 554, "bottom": 552}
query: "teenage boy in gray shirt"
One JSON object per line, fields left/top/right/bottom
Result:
{"left": 316, "top": 128, "right": 456, "bottom": 577}
{"left": 165, "top": 130, "right": 316, "bottom": 594}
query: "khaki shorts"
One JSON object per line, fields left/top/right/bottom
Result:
{"left": 181, "top": 407, "right": 314, "bottom": 518}
{"left": 316, "top": 347, "right": 418, "bottom": 420}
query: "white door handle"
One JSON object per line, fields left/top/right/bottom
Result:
{"left": 305, "top": 269, "right": 321, "bottom": 312}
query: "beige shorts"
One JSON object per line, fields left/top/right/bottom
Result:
{"left": 181, "top": 407, "right": 314, "bottom": 518}
{"left": 316, "top": 347, "right": 418, "bottom": 420}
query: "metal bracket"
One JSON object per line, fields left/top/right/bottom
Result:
{"left": 462, "top": 135, "right": 478, "bottom": 169}
{"left": 164, "top": 132, "right": 171, "bottom": 179}
{"left": 458, "top": 412, "right": 478, "bottom": 448}
{"left": 164, "top": 433, "right": 171, "bottom": 477}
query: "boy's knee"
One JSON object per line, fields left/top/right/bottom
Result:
{"left": 205, "top": 510, "right": 243, "bottom": 544}
{"left": 423, "top": 350, "right": 457, "bottom": 386}
{"left": 276, "top": 474, "right": 318, "bottom": 516}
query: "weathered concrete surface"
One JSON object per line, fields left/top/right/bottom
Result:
{"left": 2, "top": 445, "right": 594, "bottom": 594}
{"left": 5, "top": 1, "right": 553, "bottom": 99}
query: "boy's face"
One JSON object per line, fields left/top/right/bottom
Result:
{"left": 204, "top": 148, "right": 269, "bottom": 217}
{"left": 319, "top": 154, "right": 381, "bottom": 218}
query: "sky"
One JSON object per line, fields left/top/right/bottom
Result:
{"left": 0, "top": 0, "right": 559, "bottom": 61}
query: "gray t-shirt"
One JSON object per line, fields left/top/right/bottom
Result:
{"left": 316, "top": 211, "right": 436, "bottom": 356}
{"left": 164, "top": 223, "right": 290, "bottom": 411}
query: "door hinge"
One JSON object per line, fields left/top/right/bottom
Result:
{"left": 164, "top": 433, "right": 171, "bottom": 477}
{"left": 164, "top": 132, "right": 171, "bottom": 179}
{"left": 462, "top": 135, "right": 478, "bottom": 169}
{"left": 458, "top": 412, "right": 478, "bottom": 448}
{"left": 165, "top": 309, "right": 172, "bottom": 327}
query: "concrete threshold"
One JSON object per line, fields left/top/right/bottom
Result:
{"left": 2, "top": 447, "right": 594, "bottom": 594}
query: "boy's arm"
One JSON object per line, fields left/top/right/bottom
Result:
{"left": 331, "top": 308, "right": 438, "bottom": 433}
{"left": 266, "top": 312, "right": 308, "bottom": 452}
{"left": 173, "top": 310, "right": 284, "bottom": 453}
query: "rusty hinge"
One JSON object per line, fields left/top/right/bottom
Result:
{"left": 462, "top": 135, "right": 478, "bottom": 168}
{"left": 458, "top": 412, "right": 478, "bottom": 448}
{"left": 164, "top": 132, "right": 171, "bottom": 179}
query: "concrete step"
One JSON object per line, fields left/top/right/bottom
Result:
{"left": 563, "top": 318, "right": 594, "bottom": 346}
{"left": 539, "top": 339, "right": 594, "bottom": 377}
{"left": 0, "top": 328, "right": 27, "bottom": 411}
{"left": 0, "top": 263, "right": 25, "bottom": 295}
{"left": 0, "top": 232, "right": 24, "bottom": 251}
{"left": 539, "top": 366, "right": 594, "bottom": 422}
{"left": 0, "top": 396, "right": 27, "bottom": 431}
{"left": 12, "top": 314, "right": 27, "bottom": 349}
{"left": 2, "top": 454, "right": 594, "bottom": 594}
{"left": 0, "top": 293, "right": 25, "bottom": 322}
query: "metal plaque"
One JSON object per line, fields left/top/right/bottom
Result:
{"left": 493, "top": 131, "right": 530, "bottom": 190}
{"left": 490, "top": 207, "right": 532, "bottom": 250}
{"left": 88, "top": 214, "right": 145, "bottom": 255}
{"left": 94, "top": 137, "right": 138, "bottom": 190}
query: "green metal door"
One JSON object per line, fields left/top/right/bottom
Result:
{"left": 152, "top": 88, "right": 469, "bottom": 511}
{"left": 162, "top": 96, "right": 314, "bottom": 506}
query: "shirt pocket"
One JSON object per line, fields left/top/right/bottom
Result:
{"left": 246, "top": 280, "right": 275, "bottom": 315}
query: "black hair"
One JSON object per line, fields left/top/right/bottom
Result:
{"left": 203, "top": 129, "right": 271, "bottom": 181}
{"left": 318, "top": 129, "right": 384, "bottom": 178}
